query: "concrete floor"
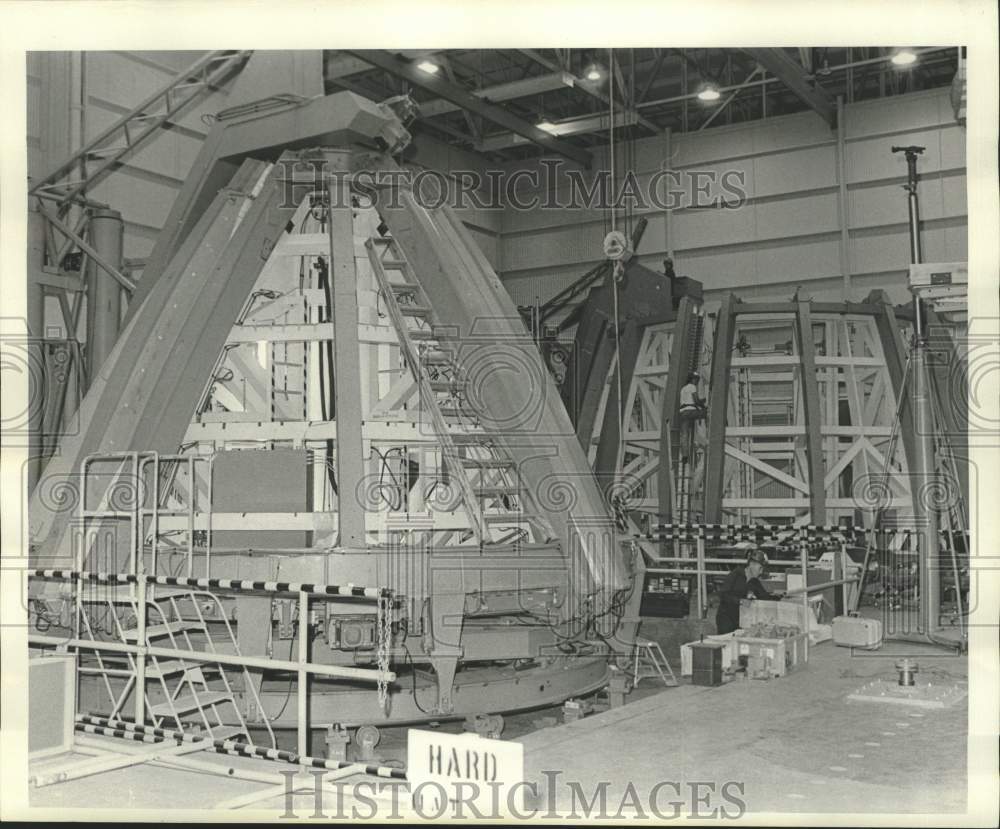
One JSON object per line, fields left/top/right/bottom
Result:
{"left": 520, "top": 639, "right": 968, "bottom": 816}
{"left": 28, "top": 632, "right": 968, "bottom": 818}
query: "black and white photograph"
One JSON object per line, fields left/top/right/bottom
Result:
{"left": 1, "top": 0, "right": 997, "bottom": 823}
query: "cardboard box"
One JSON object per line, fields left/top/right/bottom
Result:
{"left": 680, "top": 632, "right": 739, "bottom": 676}
{"left": 734, "top": 631, "right": 808, "bottom": 678}
{"left": 740, "top": 598, "right": 832, "bottom": 644}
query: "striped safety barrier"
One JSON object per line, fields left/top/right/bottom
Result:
{"left": 76, "top": 714, "right": 407, "bottom": 780}
{"left": 30, "top": 570, "right": 390, "bottom": 599}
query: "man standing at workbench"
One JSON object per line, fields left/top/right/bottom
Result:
{"left": 716, "top": 548, "right": 781, "bottom": 635}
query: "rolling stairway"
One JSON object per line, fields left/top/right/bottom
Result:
{"left": 77, "top": 589, "right": 275, "bottom": 748}
{"left": 365, "top": 235, "right": 552, "bottom": 545}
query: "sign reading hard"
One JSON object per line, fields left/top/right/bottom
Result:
{"left": 407, "top": 728, "right": 525, "bottom": 819}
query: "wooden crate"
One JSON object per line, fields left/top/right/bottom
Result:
{"left": 733, "top": 632, "right": 807, "bottom": 679}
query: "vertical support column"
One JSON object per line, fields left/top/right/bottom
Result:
{"left": 27, "top": 208, "right": 48, "bottom": 494}
{"left": 873, "top": 298, "right": 919, "bottom": 512}
{"left": 703, "top": 295, "right": 738, "bottom": 523}
{"left": 85, "top": 208, "right": 124, "bottom": 384}
{"left": 297, "top": 590, "right": 309, "bottom": 758}
{"left": 327, "top": 174, "right": 366, "bottom": 549}
{"left": 799, "top": 529, "right": 810, "bottom": 663}
{"left": 663, "top": 127, "right": 674, "bottom": 261}
{"left": 835, "top": 97, "right": 852, "bottom": 300}
{"left": 134, "top": 569, "right": 147, "bottom": 725}
{"left": 695, "top": 527, "right": 706, "bottom": 619}
{"left": 796, "top": 300, "right": 826, "bottom": 524}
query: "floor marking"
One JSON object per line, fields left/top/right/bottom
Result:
{"left": 908, "top": 712, "right": 924, "bottom": 718}
{"left": 882, "top": 731, "right": 896, "bottom": 736}
{"left": 829, "top": 765, "right": 848, "bottom": 772}
{"left": 848, "top": 753, "right": 864, "bottom": 759}
{"left": 864, "top": 741, "right": 881, "bottom": 747}
{"left": 787, "top": 793, "right": 806, "bottom": 799}
{"left": 895, "top": 722, "right": 910, "bottom": 728}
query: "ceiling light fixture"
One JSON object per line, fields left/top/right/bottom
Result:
{"left": 536, "top": 120, "right": 558, "bottom": 134}
{"left": 697, "top": 85, "right": 721, "bottom": 102}
{"left": 890, "top": 49, "right": 918, "bottom": 67}
{"left": 416, "top": 60, "right": 440, "bottom": 75}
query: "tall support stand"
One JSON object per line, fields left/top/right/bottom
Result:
{"left": 84, "top": 208, "right": 124, "bottom": 384}
{"left": 893, "top": 144, "right": 940, "bottom": 637}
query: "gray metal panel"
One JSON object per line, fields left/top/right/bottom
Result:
{"left": 213, "top": 449, "right": 310, "bottom": 549}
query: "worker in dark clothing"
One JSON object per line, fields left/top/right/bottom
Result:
{"left": 715, "top": 548, "right": 780, "bottom": 635}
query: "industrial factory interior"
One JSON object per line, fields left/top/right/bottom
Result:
{"left": 2, "top": 3, "right": 998, "bottom": 823}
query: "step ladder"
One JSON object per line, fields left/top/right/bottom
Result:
{"left": 77, "top": 589, "right": 275, "bottom": 748}
{"left": 269, "top": 298, "right": 309, "bottom": 422}
{"left": 365, "top": 235, "right": 552, "bottom": 545}
{"left": 629, "top": 638, "right": 678, "bottom": 689}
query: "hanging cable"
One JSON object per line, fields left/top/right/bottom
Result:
{"left": 607, "top": 49, "right": 626, "bottom": 509}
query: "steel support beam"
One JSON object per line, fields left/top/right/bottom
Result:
{"left": 703, "top": 294, "right": 738, "bottom": 523}
{"left": 84, "top": 209, "right": 124, "bottom": 384}
{"left": 328, "top": 170, "right": 366, "bottom": 550}
{"left": 742, "top": 48, "right": 836, "bottom": 127}
{"left": 419, "top": 72, "right": 575, "bottom": 118}
{"left": 345, "top": 50, "right": 592, "bottom": 166}
{"left": 795, "top": 300, "right": 826, "bottom": 523}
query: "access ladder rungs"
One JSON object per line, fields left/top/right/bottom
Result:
{"left": 381, "top": 260, "right": 409, "bottom": 269}
{"left": 461, "top": 457, "right": 513, "bottom": 469}
{"left": 475, "top": 487, "right": 519, "bottom": 499}
{"left": 400, "top": 305, "right": 432, "bottom": 318}
{"left": 441, "top": 405, "right": 478, "bottom": 417}
{"left": 210, "top": 726, "right": 248, "bottom": 742}
{"left": 421, "top": 351, "right": 454, "bottom": 365}
{"left": 145, "top": 660, "right": 220, "bottom": 678}
{"left": 429, "top": 380, "right": 457, "bottom": 392}
{"left": 122, "top": 622, "right": 201, "bottom": 641}
{"left": 150, "top": 691, "right": 233, "bottom": 717}
{"left": 451, "top": 432, "right": 492, "bottom": 443}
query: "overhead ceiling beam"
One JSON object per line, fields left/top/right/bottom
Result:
{"left": 479, "top": 110, "right": 638, "bottom": 152}
{"left": 344, "top": 50, "right": 592, "bottom": 166}
{"left": 742, "top": 48, "right": 836, "bottom": 126}
{"left": 325, "top": 49, "right": 435, "bottom": 81}
{"left": 519, "top": 48, "right": 663, "bottom": 135}
{"left": 419, "top": 72, "right": 575, "bottom": 118}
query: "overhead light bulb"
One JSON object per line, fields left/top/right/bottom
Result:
{"left": 416, "top": 60, "right": 440, "bottom": 74}
{"left": 537, "top": 120, "right": 558, "bottom": 133}
{"left": 585, "top": 65, "right": 603, "bottom": 82}
{"left": 890, "top": 49, "right": 918, "bottom": 67}
{"left": 697, "top": 85, "right": 721, "bottom": 102}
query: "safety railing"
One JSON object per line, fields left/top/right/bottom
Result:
{"left": 29, "top": 569, "right": 396, "bottom": 761}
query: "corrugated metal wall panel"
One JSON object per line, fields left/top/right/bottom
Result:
{"left": 498, "top": 88, "right": 966, "bottom": 307}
